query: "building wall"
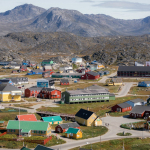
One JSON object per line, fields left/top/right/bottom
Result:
{"left": 118, "top": 71, "right": 150, "bottom": 77}
{"left": 1, "top": 93, "right": 21, "bottom": 102}
{"left": 49, "top": 121, "right": 62, "bottom": 125}
{"left": 93, "top": 117, "right": 102, "bottom": 126}
{"left": 65, "top": 131, "right": 82, "bottom": 139}
{"left": 81, "top": 73, "right": 100, "bottom": 80}
{"left": 60, "top": 82, "right": 69, "bottom": 85}
{"left": 111, "top": 105, "right": 122, "bottom": 112}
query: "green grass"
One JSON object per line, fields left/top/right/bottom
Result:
{"left": 70, "top": 138, "right": 150, "bottom": 150}
{"left": 117, "top": 132, "right": 132, "bottom": 136}
{"left": 0, "top": 135, "right": 65, "bottom": 149}
{"left": 60, "top": 126, "right": 108, "bottom": 140}
{"left": 110, "top": 111, "right": 130, "bottom": 117}
{"left": 129, "top": 86, "right": 150, "bottom": 95}
{"left": 38, "top": 96, "right": 148, "bottom": 117}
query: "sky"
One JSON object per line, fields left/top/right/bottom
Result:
{"left": 0, "top": 0, "right": 150, "bottom": 19}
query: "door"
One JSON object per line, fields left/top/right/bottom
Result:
{"left": 67, "top": 134, "right": 69, "bottom": 138}
{"left": 95, "top": 121, "right": 97, "bottom": 126}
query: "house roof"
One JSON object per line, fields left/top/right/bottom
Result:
{"left": 20, "top": 147, "right": 31, "bottom": 150}
{"left": 17, "top": 114, "right": 37, "bottom": 121}
{"left": 42, "top": 116, "right": 62, "bottom": 122}
{"left": 109, "top": 93, "right": 115, "bottom": 97}
{"left": 111, "top": 78, "right": 122, "bottom": 83}
{"left": 57, "top": 122, "right": 80, "bottom": 129}
{"left": 128, "top": 98, "right": 146, "bottom": 103}
{"left": 28, "top": 86, "right": 43, "bottom": 91}
{"left": 118, "top": 66, "right": 150, "bottom": 72}
{"left": 42, "top": 88, "right": 55, "bottom": 92}
{"left": 130, "top": 105, "right": 150, "bottom": 114}
{"left": 34, "top": 145, "right": 54, "bottom": 150}
{"left": 65, "top": 127, "right": 80, "bottom": 134}
{"left": 8, "top": 77, "right": 28, "bottom": 84}
{"left": 66, "top": 89, "right": 109, "bottom": 96}
{"left": 141, "top": 81, "right": 150, "bottom": 84}
{"left": 60, "top": 79, "right": 69, "bottom": 83}
{"left": 117, "top": 103, "right": 131, "bottom": 108}
{"left": 7, "top": 120, "right": 49, "bottom": 133}
{"left": 75, "top": 108, "right": 95, "bottom": 120}
{"left": 86, "top": 71, "right": 99, "bottom": 76}
{"left": 83, "top": 85, "right": 108, "bottom": 91}
{"left": 0, "top": 79, "right": 10, "bottom": 83}
{"left": 0, "top": 83, "right": 21, "bottom": 92}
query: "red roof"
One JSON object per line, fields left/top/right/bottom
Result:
{"left": 17, "top": 114, "right": 37, "bottom": 121}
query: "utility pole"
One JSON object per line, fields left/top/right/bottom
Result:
{"left": 100, "top": 135, "right": 101, "bottom": 150}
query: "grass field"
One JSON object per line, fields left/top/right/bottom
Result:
{"left": 129, "top": 86, "right": 150, "bottom": 95}
{"left": 0, "top": 135, "right": 65, "bottom": 149}
{"left": 70, "top": 138, "right": 150, "bottom": 150}
{"left": 122, "top": 78, "right": 150, "bottom": 82}
{"left": 14, "top": 103, "right": 36, "bottom": 109}
{"left": 38, "top": 96, "right": 148, "bottom": 117}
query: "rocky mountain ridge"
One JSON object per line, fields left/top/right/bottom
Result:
{"left": 0, "top": 4, "right": 150, "bottom": 37}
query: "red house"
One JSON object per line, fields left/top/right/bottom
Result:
{"left": 111, "top": 103, "right": 132, "bottom": 112}
{"left": 39, "top": 88, "right": 61, "bottom": 99}
{"left": 60, "top": 79, "right": 69, "bottom": 85}
{"left": 25, "top": 86, "right": 43, "bottom": 97}
{"left": 81, "top": 71, "right": 100, "bottom": 80}
{"left": 42, "top": 71, "right": 54, "bottom": 78}
{"left": 20, "top": 65, "right": 27, "bottom": 72}
{"left": 130, "top": 105, "right": 150, "bottom": 118}
{"left": 15, "top": 114, "right": 37, "bottom": 121}
{"left": 55, "top": 122, "right": 80, "bottom": 133}
{"left": 76, "top": 68, "right": 91, "bottom": 73}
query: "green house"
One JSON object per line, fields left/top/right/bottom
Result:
{"left": 42, "top": 116, "right": 63, "bottom": 125}
{"left": 34, "top": 145, "right": 54, "bottom": 150}
{"left": 7, "top": 120, "right": 51, "bottom": 137}
{"left": 61, "top": 89, "right": 115, "bottom": 104}
{"left": 41, "top": 60, "right": 54, "bottom": 66}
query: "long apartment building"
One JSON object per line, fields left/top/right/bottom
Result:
{"left": 61, "top": 89, "right": 115, "bottom": 104}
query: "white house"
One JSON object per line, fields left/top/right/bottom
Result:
{"left": 72, "top": 58, "right": 82, "bottom": 63}
{"left": 126, "top": 98, "right": 146, "bottom": 108}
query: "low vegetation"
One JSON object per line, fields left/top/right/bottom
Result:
{"left": 70, "top": 138, "right": 150, "bottom": 150}
{"left": 129, "top": 86, "right": 150, "bottom": 95}
{"left": 0, "top": 135, "right": 65, "bottom": 149}
{"left": 38, "top": 96, "right": 148, "bottom": 117}
{"left": 117, "top": 132, "right": 132, "bottom": 136}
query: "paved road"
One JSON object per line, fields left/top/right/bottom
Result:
{"left": 116, "top": 82, "right": 134, "bottom": 97}
{"left": 51, "top": 116, "right": 150, "bottom": 150}
{"left": 99, "top": 72, "right": 117, "bottom": 83}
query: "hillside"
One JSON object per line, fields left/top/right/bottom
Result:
{"left": 1, "top": 32, "right": 150, "bottom": 65}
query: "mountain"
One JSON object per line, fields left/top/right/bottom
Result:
{"left": 0, "top": 4, "right": 150, "bottom": 37}
{"left": 0, "top": 4, "right": 46, "bottom": 23}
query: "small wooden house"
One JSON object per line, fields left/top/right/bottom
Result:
{"left": 75, "top": 108, "right": 102, "bottom": 126}
{"left": 60, "top": 79, "right": 69, "bottom": 85}
{"left": 81, "top": 71, "right": 100, "bottom": 80}
{"left": 65, "top": 127, "right": 82, "bottom": 139}
{"left": 55, "top": 122, "right": 80, "bottom": 133}
{"left": 7, "top": 120, "right": 51, "bottom": 137}
{"left": 111, "top": 103, "right": 132, "bottom": 112}
{"left": 42, "top": 116, "right": 63, "bottom": 124}
{"left": 107, "top": 78, "right": 122, "bottom": 86}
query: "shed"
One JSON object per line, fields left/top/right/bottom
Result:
{"left": 138, "top": 81, "right": 150, "bottom": 87}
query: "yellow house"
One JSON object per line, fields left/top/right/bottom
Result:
{"left": 65, "top": 128, "right": 82, "bottom": 139}
{"left": 0, "top": 83, "right": 21, "bottom": 102}
{"left": 107, "top": 78, "right": 123, "bottom": 86}
{"left": 93, "top": 63, "right": 105, "bottom": 69}
{"left": 75, "top": 108, "right": 102, "bottom": 127}
{"left": 7, "top": 120, "right": 51, "bottom": 137}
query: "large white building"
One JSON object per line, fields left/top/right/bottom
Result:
{"left": 72, "top": 58, "right": 82, "bottom": 63}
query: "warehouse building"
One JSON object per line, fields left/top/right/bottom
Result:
{"left": 61, "top": 89, "right": 115, "bottom": 104}
{"left": 117, "top": 66, "right": 150, "bottom": 77}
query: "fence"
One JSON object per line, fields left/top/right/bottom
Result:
{"left": 0, "top": 132, "right": 6, "bottom": 137}
{"left": 0, "top": 134, "right": 52, "bottom": 145}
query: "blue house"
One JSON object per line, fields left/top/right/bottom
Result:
{"left": 138, "top": 81, "right": 150, "bottom": 87}
{"left": 126, "top": 98, "right": 146, "bottom": 108}
{"left": 37, "top": 79, "right": 49, "bottom": 88}
{"left": 27, "top": 69, "right": 43, "bottom": 75}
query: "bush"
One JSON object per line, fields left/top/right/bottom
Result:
{"left": 117, "top": 132, "right": 132, "bottom": 136}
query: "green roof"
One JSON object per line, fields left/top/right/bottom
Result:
{"left": 42, "top": 116, "right": 62, "bottom": 122}
{"left": 34, "top": 144, "right": 54, "bottom": 150}
{"left": 20, "top": 147, "right": 31, "bottom": 150}
{"left": 65, "top": 128, "right": 79, "bottom": 134}
{"left": 0, "top": 121, "right": 4, "bottom": 123}
{"left": 7, "top": 120, "right": 49, "bottom": 133}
